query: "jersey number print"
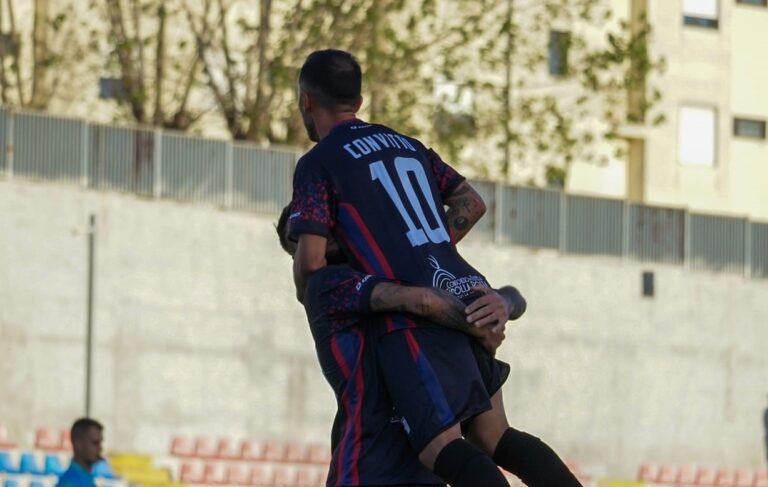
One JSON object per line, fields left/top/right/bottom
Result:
{"left": 370, "top": 157, "right": 451, "bottom": 247}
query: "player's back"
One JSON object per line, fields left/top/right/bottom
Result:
{"left": 290, "top": 119, "right": 487, "bottom": 300}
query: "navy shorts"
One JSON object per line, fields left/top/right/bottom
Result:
{"left": 375, "top": 317, "right": 510, "bottom": 453}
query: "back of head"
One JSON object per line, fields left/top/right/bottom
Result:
{"left": 299, "top": 49, "right": 362, "bottom": 111}
{"left": 71, "top": 418, "right": 103, "bottom": 442}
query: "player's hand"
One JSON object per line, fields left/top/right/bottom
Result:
{"left": 421, "top": 288, "right": 482, "bottom": 337}
{"left": 478, "top": 324, "right": 506, "bottom": 355}
{"left": 465, "top": 285, "right": 512, "bottom": 333}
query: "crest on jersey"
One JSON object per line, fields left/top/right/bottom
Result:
{"left": 428, "top": 255, "right": 487, "bottom": 299}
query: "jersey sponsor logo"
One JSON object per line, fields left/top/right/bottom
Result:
{"left": 390, "top": 413, "right": 411, "bottom": 434}
{"left": 428, "top": 255, "right": 487, "bottom": 299}
{"left": 355, "top": 274, "right": 372, "bottom": 291}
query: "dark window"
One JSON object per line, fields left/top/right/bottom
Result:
{"left": 683, "top": 15, "right": 719, "bottom": 27}
{"left": 734, "top": 118, "right": 767, "bottom": 139}
{"left": 99, "top": 77, "right": 128, "bottom": 101}
{"left": 642, "top": 271, "right": 655, "bottom": 298}
{"left": 736, "top": 0, "right": 767, "bottom": 6}
{"left": 548, "top": 31, "right": 571, "bottom": 77}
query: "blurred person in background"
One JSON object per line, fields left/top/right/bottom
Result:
{"left": 56, "top": 418, "right": 103, "bottom": 487}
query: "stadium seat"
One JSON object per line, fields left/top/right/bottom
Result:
{"left": 225, "top": 464, "right": 249, "bottom": 485}
{"left": 59, "top": 431, "right": 72, "bottom": 452}
{"left": 29, "top": 481, "right": 45, "bottom": 487}
{"left": 306, "top": 444, "right": 331, "bottom": 465}
{"left": 675, "top": 465, "right": 696, "bottom": 485}
{"left": 0, "top": 426, "right": 16, "bottom": 449}
{"left": 285, "top": 443, "right": 308, "bottom": 463}
{"left": 216, "top": 438, "right": 240, "bottom": 460}
{"left": 240, "top": 439, "right": 263, "bottom": 461}
{"left": 35, "top": 429, "right": 60, "bottom": 451}
{"left": 715, "top": 467, "right": 735, "bottom": 486}
{"left": 179, "top": 462, "right": 203, "bottom": 483}
{"left": 194, "top": 437, "right": 217, "bottom": 458}
{"left": 3, "top": 479, "right": 20, "bottom": 487}
{"left": 44, "top": 454, "right": 65, "bottom": 476}
{"left": 696, "top": 466, "right": 716, "bottom": 484}
{"left": 263, "top": 442, "right": 287, "bottom": 462}
{"left": 734, "top": 470, "right": 754, "bottom": 487}
{"left": 0, "top": 451, "right": 18, "bottom": 473}
{"left": 249, "top": 465, "right": 274, "bottom": 487}
{"left": 170, "top": 436, "right": 195, "bottom": 457}
{"left": 273, "top": 466, "right": 298, "bottom": 486}
{"left": 754, "top": 470, "right": 768, "bottom": 487}
{"left": 19, "top": 452, "right": 44, "bottom": 475}
{"left": 202, "top": 462, "right": 226, "bottom": 484}
{"left": 637, "top": 463, "right": 658, "bottom": 481}
{"left": 657, "top": 464, "right": 677, "bottom": 483}
{"left": 92, "top": 459, "right": 117, "bottom": 478}
{"left": 296, "top": 468, "right": 322, "bottom": 487}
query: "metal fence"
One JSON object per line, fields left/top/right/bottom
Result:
{"left": 1, "top": 108, "right": 766, "bottom": 280}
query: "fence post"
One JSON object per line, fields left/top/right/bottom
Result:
{"left": 744, "top": 219, "right": 752, "bottom": 279}
{"left": 684, "top": 211, "right": 691, "bottom": 270}
{"left": 622, "top": 201, "right": 630, "bottom": 260}
{"left": 6, "top": 110, "right": 13, "bottom": 179}
{"left": 153, "top": 128, "right": 162, "bottom": 199}
{"left": 80, "top": 120, "right": 90, "bottom": 188}
{"left": 225, "top": 142, "right": 234, "bottom": 209}
{"left": 494, "top": 182, "right": 503, "bottom": 245}
{"left": 558, "top": 191, "right": 567, "bottom": 252}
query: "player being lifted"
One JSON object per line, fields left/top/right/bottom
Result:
{"left": 288, "top": 49, "right": 581, "bottom": 487}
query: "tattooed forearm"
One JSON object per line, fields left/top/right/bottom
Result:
{"left": 370, "top": 283, "right": 411, "bottom": 313}
{"left": 423, "top": 288, "right": 479, "bottom": 336}
{"left": 443, "top": 182, "right": 486, "bottom": 243}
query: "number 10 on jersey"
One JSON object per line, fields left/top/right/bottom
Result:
{"left": 370, "top": 157, "right": 451, "bottom": 247}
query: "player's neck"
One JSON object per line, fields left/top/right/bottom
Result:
{"left": 316, "top": 112, "right": 359, "bottom": 140}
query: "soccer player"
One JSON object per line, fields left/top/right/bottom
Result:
{"left": 289, "top": 49, "right": 581, "bottom": 487}
{"left": 56, "top": 418, "right": 104, "bottom": 487}
{"left": 277, "top": 209, "right": 519, "bottom": 486}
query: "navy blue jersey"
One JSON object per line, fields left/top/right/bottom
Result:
{"left": 289, "top": 120, "right": 489, "bottom": 333}
{"left": 304, "top": 265, "right": 445, "bottom": 487}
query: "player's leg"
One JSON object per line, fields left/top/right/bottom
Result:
{"left": 466, "top": 391, "right": 583, "bottom": 487}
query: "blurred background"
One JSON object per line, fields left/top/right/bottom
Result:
{"left": 0, "top": 0, "right": 767, "bottom": 486}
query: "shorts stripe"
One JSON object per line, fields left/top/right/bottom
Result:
{"left": 331, "top": 331, "right": 364, "bottom": 485}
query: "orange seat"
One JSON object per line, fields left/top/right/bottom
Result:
{"left": 753, "top": 470, "right": 768, "bottom": 487}
{"left": 250, "top": 465, "right": 275, "bottom": 486}
{"left": 638, "top": 463, "right": 658, "bottom": 481}
{"left": 217, "top": 438, "right": 241, "bottom": 460}
{"left": 195, "top": 437, "right": 217, "bottom": 458}
{"left": 202, "top": 461, "right": 226, "bottom": 484}
{"left": 274, "top": 465, "right": 298, "bottom": 486}
{"left": 286, "top": 443, "right": 308, "bottom": 463}
{"left": 179, "top": 461, "right": 204, "bottom": 483}
{"left": 0, "top": 425, "right": 15, "bottom": 449}
{"left": 657, "top": 464, "right": 677, "bottom": 483}
{"left": 225, "top": 463, "right": 250, "bottom": 485}
{"left": 715, "top": 467, "right": 735, "bottom": 486}
{"left": 296, "top": 468, "right": 320, "bottom": 487}
{"left": 307, "top": 444, "right": 331, "bottom": 466}
{"left": 676, "top": 465, "right": 696, "bottom": 485}
{"left": 734, "top": 469, "right": 754, "bottom": 487}
{"left": 170, "top": 436, "right": 195, "bottom": 457}
{"left": 696, "top": 466, "right": 715, "bottom": 485}
{"left": 35, "top": 428, "right": 60, "bottom": 451}
{"left": 263, "top": 441, "right": 287, "bottom": 462}
{"left": 241, "top": 439, "right": 264, "bottom": 461}
{"left": 59, "top": 430, "right": 72, "bottom": 452}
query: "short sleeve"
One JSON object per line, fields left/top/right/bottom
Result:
{"left": 304, "top": 266, "right": 387, "bottom": 337}
{"left": 287, "top": 157, "right": 336, "bottom": 241}
{"left": 426, "top": 148, "right": 466, "bottom": 199}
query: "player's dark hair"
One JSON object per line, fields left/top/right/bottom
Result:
{"left": 71, "top": 418, "right": 103, "bottom": 441}
{"left": 299, "top": 49, "right": 361, "bottom": 111}
{"left": 276, "top": 204, "right": 295, "bottom": 256}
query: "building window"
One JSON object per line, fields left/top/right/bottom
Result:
{"left": 678, "top": 106, "right": 717, "bottom": 166}
{"left": 683, "top": 0, "right": 719, "bottom": 28}
{"left": 736, "top": 0, "right": 767, "bottom": 6}
{"left": 734, "top": 118, "right": 767, "bottom": 139}
{"left": 548, "top": 30, "right": 571, "bottom": 76}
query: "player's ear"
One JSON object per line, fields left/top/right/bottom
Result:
{"left": 300, "top": 91, "right": 312, "bottom": 112}
{"left": 353, "top": 95, "right": 363, "bottom": 112}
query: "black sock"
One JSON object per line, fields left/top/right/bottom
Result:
{"left": 492, "top": 428, "right": 583, "bottom": 487}
{"left": 433, "top": 438, "right": 510, "bottom": 487}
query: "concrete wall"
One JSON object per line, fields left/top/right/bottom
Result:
{"left": 1, "top": 178, "right": 767, "bottom": 477}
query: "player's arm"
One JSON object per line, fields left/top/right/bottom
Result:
{"left": 465, "top": 285, "right": 527, "bottom": 333}
{"left": 443, "top": 181, "right": 487, "bottom": 244}
{"left": 293, "top": 234, "right": 328, "bottom": 303}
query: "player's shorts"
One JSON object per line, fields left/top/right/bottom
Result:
{"left": 316, "top": 324, "right": 445, "bottom": 487}
{"left": 374, "top": 317, "right": 510, "bottom": 453}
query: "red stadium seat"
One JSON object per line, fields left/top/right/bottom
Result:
{"left": 217, "top": 438, "right": 240, "bottom": 460}
{"left": 754, "top": 470, "right": 768, "bottom": 487}
{"left": 274, "top": 466, "right": 298, "bottom": 486}
{"left": 195, "top": 437, "right": 217, "bottom": 458}
{"left": 296, "top": 468, "right": 320, "bottom": 487}
{"left": 263, "top": 441, "right": 287, "bottom": 462}
{"left": 202, "top": 462, "right": 226, "bottom": 484}
{"left": 285, "top": 443, "right": 308, "bottom": 463}
{"left": 179, "top": 462, "right": 204, "bottom": 483}
{"left": 657, "top": 464, "right": 677, "bottom": 483}
{"left": 638, "top": 463, "right": 658, "bottom": 481}
{"left": 249, "top": 465, "right": 275, "bottom": 486}
{"left": 225, "top": 463, "right": 249, "bottom": 485}
{"left": 0, "top": 425, "right": 15, "bottom": 449}
{"left": 715, "top": 468, "right": 735, "bottom": 486}
{"left": 170, "top": 436, "right": 195, "bottom": 457}
{"left": 35, "top": 428, "right": 60, "bottom": 451}
{"left": 696, "top": 466, "right": 716, "bottom": 485}
{"left": 241, "top": 439, "right": 264, "bottom": 461}
{"left": 734, "top": 469, "right": 754, "bottom": 487}
{"left": 59, "top": 430, "right": 72, "bottom": 452}
{"left": 676, "top": 465, "right": 696, "bottom": 485}
{"left": 306, "top": 444, "right": 331, "bottom": 465}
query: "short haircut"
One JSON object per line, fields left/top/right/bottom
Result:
{"left": 299, "top": 49, "right": 362, "bottom": 111}
{"left": 71, "top": 418, "right": 103, "bottom": 440}
{"left": 276, "top": 204, "right": 294, "bottom": 256}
